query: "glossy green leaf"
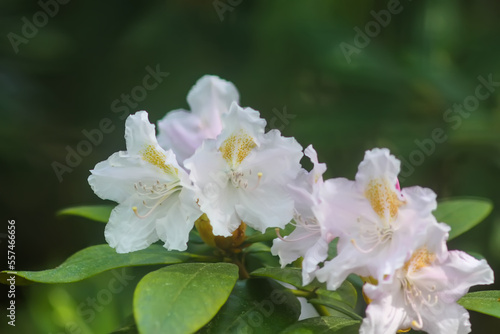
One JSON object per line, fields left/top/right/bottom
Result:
{"left": 433, "top": 198, "right": 493, "bottom": 240}
{"left": 0, "top": 244, "right": 189, "bottom": 285}
{"left": 280, "top": 316, "right": 360, "bottom": 333}
{"left": 200, "top": 278, "right": 301, "bottom": 333}
{"left": 252, "top": 267, "right": 304, "bottom": 288}
{"left": 245, "top": 250, "right": 281, "bottom": 272}
{"left": 458, "top": 290, "right": 500, "bottom": 318}
{"left": 309, "top": 299, "right": 362, "bottom": 321}
{"left": 133, "top": 263, "right": 239, "bottom": 334}
{"left": 243, "top": 242, "right": 271, "bottom": 254}
{"left": 57, "top": 205, "right": 114, "bottom": 223}
{"left": 243, "top": 223, "right": 295, "bottom": 244}
{"left": 251, "top": 267, "right": 357, "bottom": 309}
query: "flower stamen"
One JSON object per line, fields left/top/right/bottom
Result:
{"left": 132, "top": 180, "right": 181, "bottom": 218}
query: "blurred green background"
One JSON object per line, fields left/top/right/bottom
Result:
{"left": 1, "top": 0, "right": 500, "bottom": 332}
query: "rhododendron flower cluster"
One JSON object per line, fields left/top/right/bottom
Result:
{"left": 88, "top": 75, "right": 494, "bottom": 334}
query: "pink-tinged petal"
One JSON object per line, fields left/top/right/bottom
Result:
{"left": 157, "top": 109, "right": 205, "bottom": 163}
{"left": 187, "top": 75, "right": 239, "bottom": 133}
{"left": 401, "top": 186, "right": 438, "bottom": 217}
{"left": 304, "top": 144, "right": 327, "bottom": 185}
{"left": 316, "top": 246, "right": 362, "bottom": 290}
{"left": 360, "top": 284, "right": 410, "bottom": 334}
{"left": 313, "top": 177, "right": 360, "bottom": 237}
{"left": 301, "top": 236, "right": 329, "bottom": 285}
{"left": 356, "top": 148, "right": 400, "bottom": 194}
{"left": 422, "top": 250, "right": 494, "bottom": 303}
{"left": 420, "top": 303, "right": 471, "bottom": 334}
{"left": 271, "top": 226, "right": 319, "bottom": 267}
{"left": 157, "top": 75, "right": 239, "bottom": 163}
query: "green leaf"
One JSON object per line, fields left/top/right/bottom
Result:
{"left": 316, "top": 282, "right": 357, "bottom": 310}
{"left": 252, "top": 267, "right": 304, "bottom": 288}
{"left": 243, "top": 242, "right": 271, "bottom": 254}
{"left": 308, "top": 299, "right": 362, "bottom": 321}
{"left": 0, "top": 244, "right": 189, "bottom": 285}
{"left": 433, "top": 198, "right": 493, "bottom": 240}
{"left": 251, "top": 267, "right": 357, "bottom": 309}
{"left": 200, "top": 278, "right": 301, "bottom": 333}
{"left": 280, "top": 316, "right": 360, "bottom": 333}
{"left": 133, "top": 263, "right": 239, "bottom": 334}
{"left": 57, "top": 205, "right": 114, "bottom": 223}
{"left": 244, "top": 223, "right": 295, "bottom": 244}
{"left": 245, "top": 250, "right": 281, "bottom": 272}
{"left": 458, "top": 290, "right": 500, "bottom": 318}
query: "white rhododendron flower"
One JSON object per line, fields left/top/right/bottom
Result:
{"left": 184, "top": 102, "right": 303, "bottom": 237}
{"left": 157, "top": 75, "right": 239, "bottom": 163}
{"left": 315, "top": 148, "right": 449, "bottom": 289}
{"left": 271, "top": 145, "right": 330, "bottom": 285}
{"left": 88, "top": 111, "right": 201, "bottom": 253}
{"left": 360, "top": 247, "right": 494, "bottom": 334}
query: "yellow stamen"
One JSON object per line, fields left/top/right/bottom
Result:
{"left": 141, "top": 145, "right": 178, "bottom": 176}
{"left": 219, "top": 130, "right": 256, "bottom": 167}
{"left": 404, "top": 248, "right": 436, "bottom": 274}
{"left": 365, "top": 179, "right": 402, "bottom": 221}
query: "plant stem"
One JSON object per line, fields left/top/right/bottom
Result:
{"left": 312, "top": 303, "right": 331, "bottom": 317}
{"left": 231, "top": 256, "right": 250, "bottom": 279}
{"left": 287, "top": 288, "right": 314, "bottom": 299}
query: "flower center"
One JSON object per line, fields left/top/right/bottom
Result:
{"left": 132, "top": 179, "right": 181, "bottom": 218}
{"left": 228, "top": 169, "right": 262, "bottom": 189}
{"left": 350, "top": 178, "right": 404, "bottom": 253}
{"left": 351, "top": 216, "right": 395, "bottom": 253}
{"left": 400, "top": 248, "right": 438, "bottom": 330}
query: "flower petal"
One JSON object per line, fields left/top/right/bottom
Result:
{"left": 88, "top": 152, "right": 168, "bottom": 203}
{"left": 216, "top": 102, "right": 266, "bottom": 148}
{"left": 155, "top": 189, "right": 201, "bottom": 251}
{"left": 187, "top": 75, "right": 239, "bottom": 133}
{"left": 360, "top": 283, "right": 410, "bottom": 334}
{"left": 356, "top": 148, "right": 400, "bottom": 191}
{"left": 104, "top": 198, "right": 159, "bottom": 253}
{"left": 124, "top": 111, "right": 162, "bottom": 155}
{"left": 235, "top": 184, "right": 294, "bottom": 232}
{"left": 271, "top": 226, "right": 317, "bottom": 267}
{"left": 420, "top": 303, "right": 471, "bottom": 334}
{"left": 157, "top": 109, "right": 205, "bottom": 163}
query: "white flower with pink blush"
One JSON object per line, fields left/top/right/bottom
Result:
{"left": 88, "top": 111, "right": 202, "bottom": 253}
{"left": 184, "top": 102, "right": 303, "bottom": 237}
{"left": 271, "top": 145, "right": 330, "bottom": 285}
{"left": 157, "top": 75, "right": 239, "bottom": 164}
{"left": 315, "top": 148, "right": 449, "bottom": 289}
{"left": 360, "top": 246, "right": 494, "bottom": 334}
